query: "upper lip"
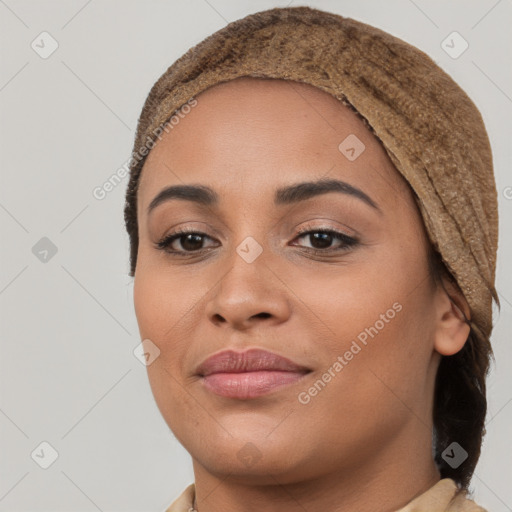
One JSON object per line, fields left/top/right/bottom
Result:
{"left": 196, "top": 348, "right": 311, "bottom": 377}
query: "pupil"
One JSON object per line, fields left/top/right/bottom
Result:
{"left": 311, "top": 233, "right": 331, "bottom": 249}
{"left": 182, "top": 234, "right": 203, "bottom": 251}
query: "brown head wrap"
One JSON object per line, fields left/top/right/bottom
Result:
{"left": 125, "top": 6, "right": 499, "bottom": 359}
{"left": 124, "top": 5, "right": 501, "bottom": 489}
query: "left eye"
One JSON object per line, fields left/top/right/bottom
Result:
{"left": 292, "top": 229, "right": 358, "bottom": 251}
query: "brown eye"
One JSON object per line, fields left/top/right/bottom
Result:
{"left": 156, "top": 230, "right": 217, "bottom": 254}
{"left": 292, "top": 228, "right": 358, "bottom": 252}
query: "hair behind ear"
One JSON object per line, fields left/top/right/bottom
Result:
{"left": 428, "top": 245, "right": 493, "bottom": 490}
{"left": 433, "top": 328, "right": 490, "bottom": 489}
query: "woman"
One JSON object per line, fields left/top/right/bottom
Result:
{"left": 124, "top": 6, "right": 499, "bottom": 511}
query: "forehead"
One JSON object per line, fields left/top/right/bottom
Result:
{"left": 136, "top": 77, "right": 410, "bottom": 213}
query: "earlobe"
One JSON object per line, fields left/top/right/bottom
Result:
{"left": 433, "top": 279, "right": 471, "bottom": 357}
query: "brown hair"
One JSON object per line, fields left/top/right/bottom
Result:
{"left": 427, "top": 245, "right": 493, "bottom": 490}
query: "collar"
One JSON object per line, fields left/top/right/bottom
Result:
{"left": 164, "top": 478, "right": 487, "bottom": 512}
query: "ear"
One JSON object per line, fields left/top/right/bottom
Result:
{"left": 433, "top": 276, "right": 471, "bottom": 357}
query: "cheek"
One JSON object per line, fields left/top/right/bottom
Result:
{"left": 294, "top": 300, "right": 433, "bottom": 444}
{"left": 286, "top": 250, "right": 435, "bottom": 391}
{"left": 133, "top": 263, "right": 210, "bottom": 384}
{"left": 133, "top": 271, "right": 166, "bottom": 340}
{"left": 133, "top": 261, "right": 191, "bottom": 341}
{"left": 284, "top": 254, "right": 417, "bottom": 343}
{"left": 133, "top": 267, "right": 204, "bottom": 436}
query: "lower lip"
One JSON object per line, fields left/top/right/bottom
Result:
{"left": 201, "top": 370, "right": 308, "bottom": 399}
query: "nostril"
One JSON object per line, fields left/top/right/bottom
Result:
{"left": 213, "top": 314, "right": 226, "bottom": 323}
{"left": 254, "top": 312, "right": 271, "bottom": 319}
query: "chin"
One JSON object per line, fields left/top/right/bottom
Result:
{"left": 194, "top": 447, "right": 307, "bottom": 484}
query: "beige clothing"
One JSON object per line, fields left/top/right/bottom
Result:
{"left": 164, "top": 479, "right": 487, "bottom": 512}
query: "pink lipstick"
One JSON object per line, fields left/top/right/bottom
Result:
{"left": 195, "top": 348, "right": 311, "bottom": 399}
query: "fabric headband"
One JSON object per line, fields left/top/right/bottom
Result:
{"left": 124, "top": 6, "right": 499, "bottom": 344}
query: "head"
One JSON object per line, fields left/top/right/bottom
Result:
{"left": 123, "top": 6, "right": 499, "bottom": 491}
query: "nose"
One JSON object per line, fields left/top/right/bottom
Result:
{"left": 205, "top": 248, "right": 291, "bottom": 331}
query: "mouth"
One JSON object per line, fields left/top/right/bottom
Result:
{"left": 200, "top": 370, "right": 311, "bottom": 399}
{"left": 196, "top": 348, "right": 312, "bottom": 400}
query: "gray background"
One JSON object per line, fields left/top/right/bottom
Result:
{"left": 0, "top": 0, "right": 511, "bottom": 510}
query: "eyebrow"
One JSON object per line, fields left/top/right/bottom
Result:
{"left": 147, "top": 178, "right": 381, "bottom": 215}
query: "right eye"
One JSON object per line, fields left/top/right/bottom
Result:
{"left": 155, "top": 229, "right": 218, "bottom": 255}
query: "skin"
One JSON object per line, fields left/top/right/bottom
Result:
{"left": 133, "top": 77, "right": 471, "bottom": 512}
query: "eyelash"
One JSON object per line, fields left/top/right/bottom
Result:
{"left": 155, "top": 225, "right": 359, "bottom": 257}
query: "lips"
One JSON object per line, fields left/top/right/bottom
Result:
{"left": 196, "top": 348, "right": 310, "bottom": 376}
{"left": 195, "top": 348, "right": 311, "bottom": 399}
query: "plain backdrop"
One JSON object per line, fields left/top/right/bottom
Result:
{"left": 0, "top": 1, "right": 511, "bottom": 511}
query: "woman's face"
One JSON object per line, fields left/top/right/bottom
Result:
{"left": 133, "top": 77, "right": 450, "bottom": 483}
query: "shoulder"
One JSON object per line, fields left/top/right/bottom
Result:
{"left": 449, "top": 486, "right": 488, "bottom": 512}
{"left": 163, "top": 483, "right": 196, "bottom": 512}
{"left": 397, "top": 479, "right": 488, "bottom": 511}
